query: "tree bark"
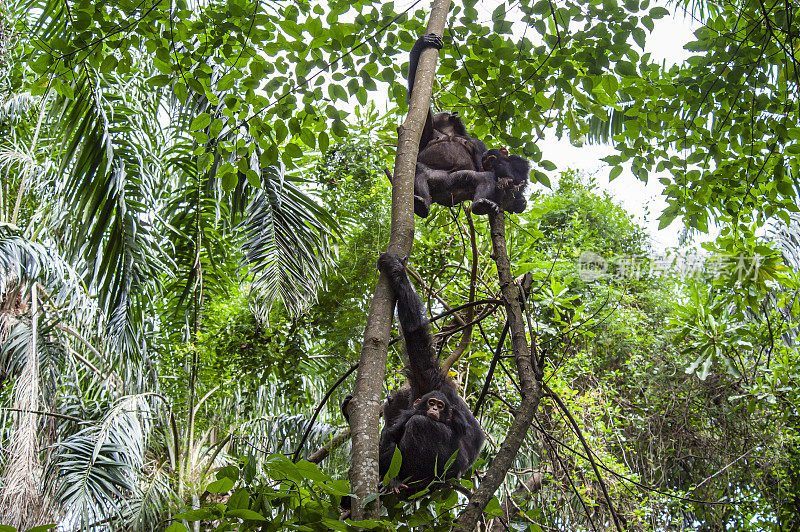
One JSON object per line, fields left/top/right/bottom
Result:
{"left": 346, "top": 0, "right": 452, "bottom": 520}
{"left": 489, "top": 472, "right": 547, "bottom": 532}
{"left": 454, "top": 212, "right": 543, "bottom": 531}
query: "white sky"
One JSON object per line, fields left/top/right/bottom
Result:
{"left": 537, "top": 9, "right": 701, "bottom": 251}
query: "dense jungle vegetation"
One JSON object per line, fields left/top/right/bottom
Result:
{"left": 0, "top": 0, "right": 798, "bottom": 529}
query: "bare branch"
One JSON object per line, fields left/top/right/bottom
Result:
{"left": 454, "top": 211, "right": 543, "bottom": 532}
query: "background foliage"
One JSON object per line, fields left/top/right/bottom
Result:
{"left": 0, "top": 0, "right": 798, "bottom": 529}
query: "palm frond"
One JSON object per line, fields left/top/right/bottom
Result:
{"left": 44, "top": 394, "right": 156, "bottom": 527}
{"left": 44, "top": 71, "right": 169, "bottom": 357}
{"left": 124, "top": 459, "right": 173, "bottom": 532}
{"left": 768, "top": 211, "right": 800, "bottom": 272}
{"left": 239, "top": 165, "right": 336, "bottom": 319}
{"left": 0, "top": 92, "right": 37, "bottom": 123}
{"left": 0, "top": 223, "right": 97, "bottom": 321}
{"left": 0, "top": 223, "right": 49, "bottom": 291}
{"left": 232, "top": 413, "right": 341, "bottom": 459}
{"left": 584, "top": 102, "right": 634, "bottom": 146}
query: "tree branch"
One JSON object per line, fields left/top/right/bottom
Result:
{"left": 308, "top": 429, "right": 351, "bottom": 464}
{"left": 346, "top": 0, "right": 452, "bottom": 519}
{"left": 454, "top": 211, "right": 543, "bottom": 531}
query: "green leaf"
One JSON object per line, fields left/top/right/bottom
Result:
{"left": 228, "top": 488, "right": 251, "bottom": 510}
{"left": 165, "top": 523, "right": 189, "bottom": 532}
{"left": 610, "top": 165, "right": 623, "bottom": 180}
{"left": 484, "top": 497, "right": 503, "bottom": 517}
{"left": 227, "top": 509, "right": 266, "bottom": 521}
{"left": 614, "top": 61, "right": 637, "bottom": 77}
{"left": 319, "top": 131, "right": 330, "bottom": 153}
{"left": 632, "top": 27, "right": 646, "bottom": 49}
{"left": 532, "top": 170, "right": 551, "bottom": 188}
{"left": 246, "top": 169, "right": 261, "bottom": 188}
{"left": 222, "top": 168, "right": 239, "bottom": 191}
{"left": 492, "top": 3, "right": 507, "bottom": 21}
{"left": 174, "top": 509, "right": 214, "bottom": 520}
{"left": 320, "top": 518, "right": 351, "bottom": 531}
{"left": 217, "top": 464, "right": 239, "bottom": 482}
{"left": 532, "top": 0, "right": 550, "bottom": 15}
{"left": 649, "top": 6, "right": 669, "bottom": 18}
{"left": 191, "top": 113, "right": 212, "bottom": 131}
{"left": 383, "top": 446, "right": 402, "bottom": 486}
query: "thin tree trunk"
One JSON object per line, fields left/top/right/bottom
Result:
{"left": 0, "top": 284, "right": 46, "bottom": 528}
{"left": 454, "top": 212, "right": 543, "bottom": 531}
{"left": 346, "top": 0, "right": 451, "bottom": 519}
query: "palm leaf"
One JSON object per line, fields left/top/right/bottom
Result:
{"left": 45, "top": 394, "right": 156, "bottom": 527}
{"left": 43, "top": 72, "right": 169, "bottom": 357}
{"left": 239, "top": 165, "right": 336, "bottom": 320}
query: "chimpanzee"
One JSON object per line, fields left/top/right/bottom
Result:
{"left": 378, "top": 253, "right": 484, "bottom": 490}
{"left": 411, "top": 164, "right": 500, "bottom": 216}
{"left": 407, "top": 147, "right": 531, "bottom": 216}
{"left": 481, "top": 148, "right": 531, "bottom": 214}
{"left": 407, "top": 34, "right": 489, "bottom": 217}
{"left": 342, "top": 253, "right": 484, "bottom": 493}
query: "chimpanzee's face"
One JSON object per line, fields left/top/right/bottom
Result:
{"left": 415, "top": 392, "right": 449, "bottom": 423}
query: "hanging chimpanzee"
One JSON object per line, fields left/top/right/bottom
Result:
{"left": 406, "top": 35, "right": 530, "bottom": 216}
{"left": 344, "top": 253, "right": 484, "bottom": 493}
{"left": 407, "top": 34, "right": 490, "bottom": 217}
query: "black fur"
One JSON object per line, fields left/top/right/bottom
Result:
{"left": 407, "top": 34, "right": 489, "bottom": 217}
{"left": 481, "top": 149, "right": 531, "bottom": 214}
{"left": 408, "top": 148, "right": 531, "bottom": 217}
{"left": 376, "top": 253, "right": 484, "bottom": 490}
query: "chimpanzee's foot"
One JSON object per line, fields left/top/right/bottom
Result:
{"left": 414, "top": 195, "right": 431, "bottom": 218}
{"left": 471, "top": 199, "right": 500, "bottom": 215}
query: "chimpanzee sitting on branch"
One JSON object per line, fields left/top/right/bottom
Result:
{"left": 343, "top": 253, "right": 484, "bottom": 493}
{"left": 378, "top": 252, "right": 484, "bottom": 491}
{"left": 415, "top": 147, "right": 531, "bottom": 216}
{"left": 407, "top": 34, "right": 530, "bottom": 216}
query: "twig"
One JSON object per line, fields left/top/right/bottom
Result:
{"left": 294, "top": 364, "right": 358, "bottom": 462}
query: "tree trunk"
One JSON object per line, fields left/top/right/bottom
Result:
{"left": 454, "top": 212, "right": 544, "bottom": 531}
{"left": 0, "top": 284, "right": 46, "bottom": 528}
{"left": 346, "top": 0, "right": 451, "bottom": 519}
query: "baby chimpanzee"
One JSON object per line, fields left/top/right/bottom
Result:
{"left": 481, "top": 147, "right": 531, "bottom": 215}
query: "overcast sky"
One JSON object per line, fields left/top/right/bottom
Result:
{"left": 537, "top": 9, "right": 701, "bottom": 251}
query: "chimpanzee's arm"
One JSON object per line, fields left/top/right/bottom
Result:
{"left": 454, "top": 402, "right": 485, "bottom": 465}
{"left": 408, "top": 34, "right": 443, "bottom": 152}
{"left": 379, "top": 409, "right": 415, "bottom": 476}
{"left": 377, "top": 253, "right": 444, "bottom": 398}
